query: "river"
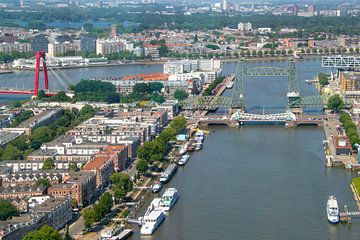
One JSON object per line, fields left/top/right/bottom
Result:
{"left": 1, "top": 59, "right": 359, "bottom": 239}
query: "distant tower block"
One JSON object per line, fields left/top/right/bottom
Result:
{"left": 20, "top": 0, "right": 24, "bottom": 7}
{"left": 110, "top": 24, "right": 117, "bottom": 38}
{"left": 222, "top": 0, "right": 228, "bottom": 11}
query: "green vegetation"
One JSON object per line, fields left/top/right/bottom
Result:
{"left": 352, "top": 178, "right": 360, "bottom": 196}
{"left": 136, "top": 159, "right": 148, "bottom": 175}
{"left": 0, "top": 200, "right": 18, "bottom": 221}
{"left": 0, "top": 107, "right": 96, "bottom": 161}
{"left": 74, "top": 80, "right": 116, "bottom": 102}
{"left": 0, "top": 51, "right": 34, "bottom": 63}
{"left": 173, "top": 89, "right": 188, "bottom": 101}
{"left": 327, "top": 94, "right": 344, "bottom": 112}
{"left": 10, "top": 110, "right": 34, "bottom": 127}
{"left": 137, "top": 116, "right": 186, "bottom": 163}
{"left": 22, "top": 225, "right": 62, "bottom": 240}
{"left": 110, "top": 173, "right": 133, "bottom": 200}
{"left": 203, "top": 76, "right": 225, "bottom": 96}
{"left": 340, "top": 113, "right": 360, "bottom": 147}
{"left": 35, "top": 178, "right": 51, "bottom": 189}
{"left": 82, "top": 192, "right": 113, "bottom": 229}
{"left": 318, "top": 72, "right": 329, "bottom": 86}
{"left": 42, "top": 158, "right": 55, "bottom": 170}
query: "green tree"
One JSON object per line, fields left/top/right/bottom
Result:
{"left": 0, "top": 200, "right": 18, "bottom": 221}
{"left": 136, "top": 160, "right": 148, "bottom": 175}
{"left": 158, "top": 45, "right": 169, "bottom": 57}
{"left": 318, "top": 72, "right": 329, "bottom": 86}
{"left": 111, "top": 172, "right": 133, "bottom": 200}
{"left": 174, "top": 89, "right": 188, "bottom": 101}
{"left": 0, "top": 145, "right": 24, "bottom": 160}
{"left": 35, "top": 178, "right": 51, "bottom": 189}
{"left": 69, "top": 162, "right": 78, "bottom": 171}
{"left": 82, "top": 207, "right": 96, "bottom": 229}
{"left": 327, "top": 94, "right": 344, "bottom": 112}
{"left": 42, "top": 158, "right": 55, "bottom": 170}
{"left": 22, "top": 225, "right": 62, "bottom": 240}
{"left": 37, "top": 90, "right": 46, "bottom": 100}
{"left": 106, "top": 93, "right": 120, "bottom": 103}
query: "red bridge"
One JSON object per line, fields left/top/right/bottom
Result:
{"left": 0, "top": 51, "right": 57, "bottom": 97}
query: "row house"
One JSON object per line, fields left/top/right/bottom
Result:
{"left": 82, "top": 156, "right": 114, "bottom": 188}
{"left": 100, "top": 145, "right": 128, "bottom": 172}
{"left": 48, "top": 171, "right": 96, "bottom": 207}
{"left": 1, "top": 160, "right": 81, "bottom": 173}
{"left": 0, "top": 171, "right": 63, "bottom": 188}
{"left": 0, "top": 185, "right": 46, "bottom": 200}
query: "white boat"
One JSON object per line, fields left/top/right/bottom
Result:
{"left": 179, "top": 147, "right": 187, "bottom": 155}
{"left": 195, "top": 143, "right": 202, "bottom": 151}
{"left": 109, "top": 229, "right": 133, "bottom": 240}
{"left": 226, "top": 81, "right": 234, "bottom": 89}
{"left": 152, "top": 183, "right": 162, "bottom": 193}
{"left": 178, "top": 154, "right": 190, "bottom": 166}
{"left": 159, "top": 188, "right": 179, "bottom": 211}
{"left": 140, "top": 209, "right": 165, "bottom": 235}
{"left": 195, "top": 130, "right": 204, "bottom": 142}
{"left": 100, "top": 226, "right": 123, "bottom": 240}
{"left": 326, "top": 195, "right": 340, "bottom": 224}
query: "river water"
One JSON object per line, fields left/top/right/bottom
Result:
{"left": 1, "top": 59, "right": 359, "bottom": 239}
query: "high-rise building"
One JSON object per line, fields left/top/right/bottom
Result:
{"left": 222, "top": 0, "right": 227, "bottom": 11}
{"left": 307, "top": 4, "right": 316, "bottom": 13}
{"left": 110, "top": 24, "right": 117, "bottom": 39}
{"left": 96, "top": 38, "right": 134, "bottom": 55}
{"left": 238, "top": 22, "right": 252, "bottom": 32}
{"left": 19, "top": 0, "right": 24, "bottom": 7}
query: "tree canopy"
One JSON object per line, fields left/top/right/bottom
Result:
{"left": 318, "top": 72, "right": 329, "bottom": 86}
{"left": 22, "top": 225, "right": 62, "bottom": 240}
{"left": 327, "top": 94, "right": 344, "bottom": 112}
{"left": 174, "top": 89, "right": 188, "bottom": 101}
{"left": 0, "top": 200, "right": 18, "bottom": 221}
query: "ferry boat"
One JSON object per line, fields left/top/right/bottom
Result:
{"left": 140, "top": 209, "right": 165, "bottom": 235}
{"left": 178, "top": 154, "right": 190, "bottom": 166}
{"left": 160, "top": 163, "right": 178, "bottom": 183}
{"left": 159, "top": 188, "right": 179, "bottom": 211}
{"left": 152, "top": 182, "right": 162, "bottom": 193}
{"left": 226, "top": 81, "right": 234, "bottom": 89}
{"left": 326, "top": 195, "right": 340, "bottom": 224}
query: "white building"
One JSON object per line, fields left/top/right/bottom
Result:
{"left": 238, "top": 22, "right": 253, "bottom": 32}
{"left": 222, "top": 0, "right": 227, "bottom": 11}
{"left": 96, "top": 38, "right": 134, "bottom": 55}
{"left": 48, "top": 41, "right": 81, "bottom": 57}
{"left": 164, "top": 59, "right": 222, "bottom": 74}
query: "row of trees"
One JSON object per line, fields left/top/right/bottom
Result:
{"left": 327, "top": 94, "right": 344, "bottom": 113}
{"left": 0, "top": 200, "right": 18, "bottom": 221}
{"left": 22, "top": 225, "right": 73, "bottom": 240}
{"left": 136, "top": 116, "right": 187, "bottom": 173}
{"left": 203, "top": 76, "right": 225, "bottom": 96}
{"left": 9, "top": 110, "right": 34, "bottom": 127}
{"left": 0, "top": 51, "right": 34, "bottom": 63}
{"left": 339, "top": 113, "right": 360, "bottom": 148}
{"left": 82, "top": 192, "right": 113, "bottom": 229}
{"left": 110, "top": 172, "right": 133, "bottom": 201}
{"left": 0, "top": 106, "right": 95, "bottom": 160}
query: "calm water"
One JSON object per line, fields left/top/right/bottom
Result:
{"left": 2, "top": 59, "right": 358, "bottom": 239}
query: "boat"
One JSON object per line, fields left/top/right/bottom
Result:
{"left": 178, "top": 154, "right": 190, "bottom": 166}
{"left": 195, "top": 130, "right": 204, "bottom": 142}
{"left": 226, "top": 81, "right": 234, "bottom": 89}
{"left": 326, "top": 195, "right": 340, "bottom": 224}
{"left": 187, "top": 143, "right": 195, "bottom": 152}
{"left": 109, "top": 229, "right": 133, "bottom": 240}
{"left": 159, "top": 163, "right": 178, "bottom": 183}
{"left": 140, "top": 209, "right": 166, "bottom": 235}
{"left": 159, "top": 188, "right": 179, "bottom": 211}
{"left": 195, "top": 143, "right": 202, "bottom": 151}
{"left": 100, "top": 226, "right": 124, "bottom": 240}
{"left": 152, "top": 182, "right": 162, "bottom": 193}
{"left": 179, "top": 147, "right": 187, "bottom": 155}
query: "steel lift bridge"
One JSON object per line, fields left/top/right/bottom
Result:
{"left": 181, "top": 58, "right": 324, "bottom": 121}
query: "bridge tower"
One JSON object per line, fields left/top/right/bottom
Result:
{"left": 34, "top": 51, "right": 49, "bottom": 97}
{"left": 287, "top": 59, "right": 302, "bottom": 115}
{"left": 230, "top": 58, "right": 245, "bottom": 114}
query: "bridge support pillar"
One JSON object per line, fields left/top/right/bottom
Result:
{"left": 289, "top": 107, "right": 303, "bottom": 118}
